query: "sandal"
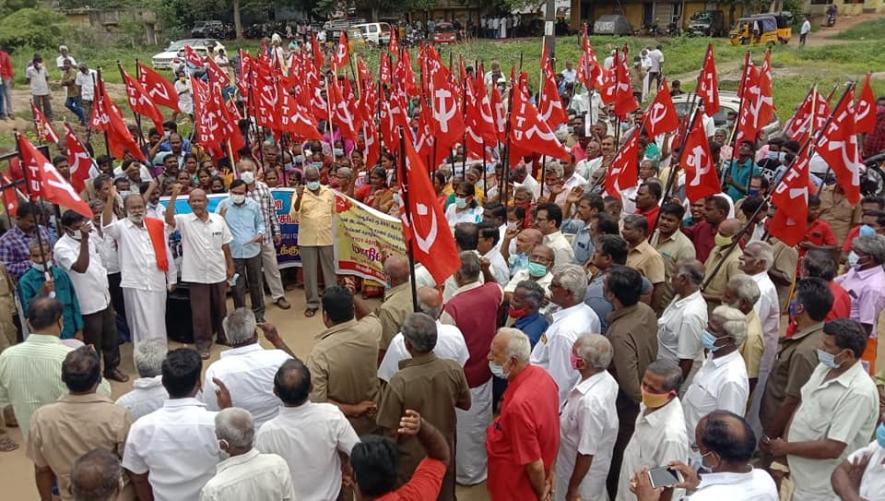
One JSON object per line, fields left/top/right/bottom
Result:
{"left": 305, "top": 308, "right": 318, "bottom": 318}
{"left": 0, "top": 436, "right": 18, "bottom": 452}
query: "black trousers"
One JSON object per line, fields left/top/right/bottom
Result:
{"left": 607, "top": 391, "right": 641, "bottom": 499}
{"left": 108, "top": 272, "right": 130, "bottom": 343}
{"left": 233, "top": 255, "right": 265, "bottom": 322}
{"left": 82, "top": 306, "right": 121, "bottom": 374}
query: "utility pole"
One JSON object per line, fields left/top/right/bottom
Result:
{"left": 544, "top": 0, "right": 556, "bottom": 62}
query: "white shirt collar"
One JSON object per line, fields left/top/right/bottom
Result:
{"left": 133, "top": 375, "right": 164, "bottom": 390}
{"left": 697, "top": 469, "right": 757, "bottom": 489}
{"left": 219, "top": 343, "right": 265, "bottom": 358}
{"left": 552, "top": 303, "right": 586, "bottom": 323}
{"left": 163, "top": 397, "right": 207, "bottom": 409}
{"left": 710, "top": 349, "right": 742, "bottom": 368}
{"left": 215, "top": 448, "right": 261, "bottom": 474}
{"left": 571, "top": 371, "right": 608, "bottom": 395}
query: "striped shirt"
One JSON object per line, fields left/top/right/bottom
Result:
{"left": 0, "top": 334, "right": 111, "bottom": 437}
{"left": 246, "top": 181, "right": 280, "bottom": 245}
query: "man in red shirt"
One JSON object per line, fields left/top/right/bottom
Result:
{"left": 634, "top": 181, "right": 661, "bottom": 232}
{"left": 785, "top": 249, "right": 851, "bottom": 337}
{"left": 682, "top": 195, "right": 729, "bottom": 263}
{"left": 351, "top": 409, "right": 450, "bottom": 501}
{"left": 840, "top": 196, "right": 884, "bottom": 263}
{"left": 0, "top": 46, "right": 13, "bottom": 119}
{"left": 485, "top": 328, "right": 559, "bottom": 500}
{"left": 799, "top": 194, "right": 837, "bottom": 260}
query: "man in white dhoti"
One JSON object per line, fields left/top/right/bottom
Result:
{"left": 102, "top": 187, "right": 176, "bottom": 345}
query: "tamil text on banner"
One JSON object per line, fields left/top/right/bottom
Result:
{"left": 333, "top": 191, "right": 406, "bottom": 282}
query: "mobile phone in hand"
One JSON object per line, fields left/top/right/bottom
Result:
{"left": 647, "top": 466, "right": 682, "bottom": 489}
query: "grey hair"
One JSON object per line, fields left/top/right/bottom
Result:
{"left": 727, "top": 274, "right": 760, "bottom": 306}
{"left": 546, "top": 162, "right": 564, "bottom": 178}
{"left": 574, "top": 333, "right": 613, "bottom": 370}
{"left": 123, "top": 193, "right": 143, "bottom": 208}
{"left": 514, "top": 185, "right": 533, "bottom": 198}
{"left": 222, "top": 308, "right": 257, "bottom": 346}
{"left": 854, "top": 235, "right": 885, "bottom": 263}
{"left": 458, "top": 251, "right": 482, "bottom": 281}
{"left": 215, "top": 407, "right": 254, "bottom": 449}
{"left": 336, "top": 167, "right": 353, "bottom": 178}
{"left": 745, "top": 241, "right": 774, "bottom": 270}
{"left": 554, "top": 264, "right": 588, "bottom": 300}
{"left": 646, "top": 359, "right": 683, "bottom": 391}
{"left": 497, "top": 327, "right": 532, "bottom": 362}
{"left": 134, "top": 338, "right": 167, "bottom": 378}
{"left": 70, "top": 449, "right": 122, "bottom": 501}
{"left": 402, "top": 312, "right": 438, "bottom": 353}
{"left": 437, "top": 164, "right": 452, "bottom": 179}
{"left": 640, "top": 157, "right": 660, "bottom": 170}
{"left": 675, "top": 260, "right": 705, "bottom": 286}
{"left": 417, "top": 299, "right": 442, "bottom": 319}
{"left": 514, "top": 280, "right": 545, "bottom": 308}
{"left": 712, "top": 305, "right": 749, "bottom": 347}
{"left": 304, "top": 165, "right": 321, "bottom": 178}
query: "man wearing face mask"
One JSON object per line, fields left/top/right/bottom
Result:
{"left": 504, "top": 281, "right": 549, "bottom": 348}
{"left": 759, "top": 278, "right": 833, "bottom": 467}
{"left": 840, "top": 196, "right": 884, "bottom": 264}
{"left": 614, "top": 359, "right": 689, "bottom": 501}
{"left": 763, "top": 319, "right": 879, "bottom": 500}
{"left": 701, "top": 218, "right": 743, "bottom": 315}
{"left": 53, "top": 210, "right": 126, "bottom": 382}
{"left": 103, "top": 188, "right": 176, "bottom": 346}
{"left": 501, "top": 228, "right": 542, "bottom": 277}
{"left": 18, "top": 240, "right": 83, "bottom": 341}
{"left": 486, "top": 328, "right": 560, "bottom": 501}
{"left": 682, "top": 305, "right": 749, "bottom": 446}
{"left": 290, "top": 165, "right": 334, "bottom": 317}
{"left": 0, "top": 201, "right": 53, "bottom": 280}
{"left": 835, "top": 235, "right": 885, "bottom": 372}
{"left": 217, "top": 180, "right": 266, "bottom": 322}
{"left": 239, "top": 158, "right": 290, "bottom": 311}
{"left": 504, "top": 244, "right": 554, "bottom": 301}
{"left": 831, "top": 420, "right": 885, "bottom": 499}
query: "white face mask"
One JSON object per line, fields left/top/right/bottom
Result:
{"left": 847, "top": 251, "right": 860, "bottom": 267}
{"left": 128, "top": 214, "right": 145, "bottom": 225}
{"left": 240, "top": 171, "right": 255, "bottom": 184}
{"left": 231, "top": 194, "right": 246, "bottom": 205}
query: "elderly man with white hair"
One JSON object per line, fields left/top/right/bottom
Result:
{"left": 530, "top": 264, "right": 601, "bottom": 404}
{"left": 555, "top": 334, "right": 619, "bottom": 501}
{"left": 290, "top": 164, "right": 335, "bottom": 317}
{"left": 738, "top": 240, "right": 780, "bottom": 379}
{"left": 201, "top": 309, "right": 292, "bottom": 428}
{"left": 200, "top": 408, "right": 295, "bottom": 501}
{"left": 682, "top": 305, "right": 750, "bottom": 446}
{"left": 656, "top": 259, "right": 708, "bottom": 387}
{"left": 116, "top": 338, "right": 169, "bottom": 420}
{"left": 723, "top": 274, "right": 764, "bottom": 393}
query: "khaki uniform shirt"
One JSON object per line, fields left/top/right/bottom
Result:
{"left": 27, "top": 393, "right": 131, "bottom": 501}
{"left": 0, "top": 263, "right": 16, "bottom": 351}
{"left": 740, "top": 309, "right": 765, "bottom": 379}
{"left": 651, "top": 230, "right": 697, "bottom": 309}
{"left": 607, "top": 303, "right": 659, "bottom": 404}
{"left": 291, "top": 185, "right": 335, "bottom": 247}
{"left": 376, "top": 282, "right": 414, "bottom": 350}
{"left": 702, "top": 244, "right": 742, "bottom": 307}
{"left": 819, "top": 185, "right": 862, "bottom": 246}
{"left": 759, "top": 322, "right": 825, "bottom": 430}
{"left": 307, "top": 315, "right": 382, "bottom": 435}
{"left": 770, "top": 238, "right": 799, "bottom": 311}
{"left": 626, "top": 240, "right": 666, "bottom": 285}
{"left": 376, "top": 353, "right": 470, "bottom": 494}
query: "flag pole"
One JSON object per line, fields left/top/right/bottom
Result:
{"left": 14, "top": 132, "right": 51, "bottom": 288}
{"left": 817, "top": 80, "right": 856, "bottom": 186}
{"left": 95, "top": 68, "right": 111, "bottom": 156}
{"left": 397, "top": 126, "right": 419, "bottom": 312}
{"left": 117, "top": 61, "right": 145, "bottom": 149}
{"left": 724, "top": 51, "right": 752, "bottom": 189}
{"left": 651, "top": 99, "right": 703, "bottom": 236}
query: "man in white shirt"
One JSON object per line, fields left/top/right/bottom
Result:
{"left": 556, "top": 334, "right": 619, "bottom": 501}
{"left": 255, "top": 358, "right": 361, "bottom": 501}
{"left": 831, "top": 427, "right": 885, "bottom": 500}
{"left": 74, "top": 64, "right": 96, "bottom": 110}
{"left": 378, "top": 286, "right": 469, "bottom": 383}
{"left": 615, "top": 360, "right": 690, "bottom": 501}
{"left": 123, "top": 348, "right": 223, "bottom": 501}
{"left": 201, "top": 309, "right": 292, "bottom": 428}
{"left": 682, "top": 305, "right": 749, "bottom": 445}
{"left": 656, "top": 260, "right": 707, "bottom": 389}
{"left": 512, "top": 164, "right": 541, "bottom": 200}
{"left": 116, "top": 338, "right": 169, "bottom": 420}
{"left": 535, "top": 202, "right": 575, "bottom": 268}
{"left": 26, "top": 55, "right": 52, "bottom": 119}
{"left": 478, "top": 222, "right": 510, "bottom": 285}
{"left": 166, "top": 187, "right": 234, "bottom": 357}
{"left": 54, "top": 210, "right": 127, "bottom": 381}
{"left": 647, "top": 45, "right": 664, "bottom": 90}
{"left": 55, "top": 45, "right": 76, "bottom": 71}
{"left": 800, "top": 16, "right": 812, "bottom": 46}
{"left": 560, "top": 61, "right": 577, "bottom": 85}
{"left": 201, "top": 407, "right": 295, "bottom": 501}
{"left": 102, "top": 188, "right": 176, "bottom": 346}
{"left": 530, "top": 264, "right": 601, "bottom": 404}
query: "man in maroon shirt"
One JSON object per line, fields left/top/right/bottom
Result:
{"left": 683, "top": 195, "right": 729, "bottom": 263}
{"left": 0, "top": 46, "right": 12, "bottom": 119}
{"left": 485, "top": 328, "right": 560, "bottom": 500}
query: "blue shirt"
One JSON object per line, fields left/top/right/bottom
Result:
{"left": 584, "top": 272, "right": 653, "bottom": 334}
{"left": 514, "top": 313, "right": 549, "bottom": 348}
{"left": 561, "top": 218, "right": 594, "bottom": 265}
{"left": 725, "top": 158, "right": 758, "bottom": 201}
{"left": 18, "top": 265, "right": 83, "bottom": 339}
{"left": 216, "top": 198, "right": 265, "bottom": 259}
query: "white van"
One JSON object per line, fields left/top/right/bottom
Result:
{"left": 350, "top": 22, "right": 392, "bottom": 46}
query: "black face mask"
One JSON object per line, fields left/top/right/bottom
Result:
{"left": 784, "top": 153, "right": 796, "bottom": 165}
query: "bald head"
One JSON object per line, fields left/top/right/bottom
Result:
{"left": 416, "top": 286, "right": 442, "bottom": 318}
{"left": 697, "top": 410, "right": 757, "bottom": 466}
{"left": 520, "top": 228, "right": 543, "bottom": 246}
{"left": 187, "top": 188, "right": 209, "bottom": 216}
{"left": 531, "top": 244, "right": 555, "bottom": 263}
{"left": 383, "top": 254, "right": 410, "bottom": 286}
{"left": 718, "top": 218, "right": 741, "bottom": 238}
{"left": 70, "top": 449, "right": 121, "bottom": 501}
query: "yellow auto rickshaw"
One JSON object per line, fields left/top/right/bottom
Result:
{"left": 729, "top": 14, "right": 791, "bottom": 46}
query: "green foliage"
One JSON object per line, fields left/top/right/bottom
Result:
{"left": 832, "top": 18, "right": 885, "bottom": 41}
{"left": 0, "top": 8, "right": 69, "bottom": 51}
{"left": 0, "top": 0, "right": 37, "bottom": 17}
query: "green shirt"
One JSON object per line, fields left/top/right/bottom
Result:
{"left": 0, "top": 334, "right": 111, "bottom": 437}
{"left": 17, "top": 265, "right": 83, "bottom": 339}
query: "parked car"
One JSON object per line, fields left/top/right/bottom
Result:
{"left": 593, "top": 14, "right": 633, "bottom": 35}
{"left": 432, "top": 22, "right": 459, "bottom": 44}
{"left": 152, "top": 39, "right": 224, "bottom": 70}
{"left": 350, "top": 22, "right": 392, "bottom": 46}
{"left": 671, "top": 90, "right": 782, "bottom": 140}
{"left": 191, "top": 20, "right": 224, "bottom": 38}
{"left": 687, "top": 10, "right": 726, "bottom": 37}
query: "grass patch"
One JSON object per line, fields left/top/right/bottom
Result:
{"left": 832, "top": 18, "right": 885, "bottom": 40}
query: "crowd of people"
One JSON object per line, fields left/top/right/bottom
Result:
{"left": 0, "top": 29, "right": 884, "bottom": 501}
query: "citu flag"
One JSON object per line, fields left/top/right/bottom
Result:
{"left": 680, "top": 113, "right": 721, "bottom": 202}
{"left": 192, "top": 77, "right": 224, "bottom": 147}
{"left": 604, "top": 128, "right": 640, "bottom": 200}
{"left": 388, "top": 27, "right": 399, "bottom": 54}
{"left": 509, "top": 81, "right": 569, "bottom": 162}
{"left": 429, "top": 64, "right": 464, "bottom": 167}
{"left": 328, "top": 79, "right": 359, "bottom": 142}
{"left": 756, "top": 49, "right": 775, "bottom": 129}
{"left": 613, "top": 49, "right": 638, "bottom": 119}
{"left": 278, "top": 83, "right": 322, "bottom": 141}
{"left": 138, "top": 63, "right": 180, "bottom": 112}
{"left": 697, "top": 44, "right": 720, "bottom": 116}
{"left": 768, "top": 148, "right": 812, "bottom": 246}
{"left": 330, "top": 32, "right": 350, "bottom": 70}
{"left": 31, "top": 100, "right": 59, "bottom": 144}
{"left": 121, "top": 69, "right": 165, "bottom": 133}
{"left": 538, "top": 47, "right": 567, "bottom": 130}
{"left": 90, "top": 81, "right": 146, "bottom": 162}
{"left": 311, "top": 33, "right": 324, "bottom": 69}
{"left": 643, "top": 79, "right": 679, "bottom": 137}
{"left": 63, "top": 123, "right": 94, "bottom": 193}
{"left": 399, "top": 131, "right": 460, "bottom": 285}
{"left": 734, "top": 63, "right": 762, "bottom": 145}
{"left": 816, "top": 87, "right": 862, "bottom": 204}
{"left": 784, "top": 87, "right": 816, "bottom": 142}
{"left": 0, "top": 173, "right": 19, "bottom": 217}
{"left": 855, "top": 73, "right": 876, "bottom": 134}
{"left": 17, "top": 133, "right": 92, "bottom": 218}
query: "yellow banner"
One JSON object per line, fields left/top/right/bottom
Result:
{"left": 334, "top": 191, "right": 407, "bottom": 282}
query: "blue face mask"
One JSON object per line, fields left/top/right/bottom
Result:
{"left": 306, "top": 180, "right": 321, "bottom": 191}
{"left": 767, "top": 151, "right": 778, "bottom": 161}
{"left": 31, "top": 261, "right": 51, "bottom": 272}
{"left": 877, "top": 422, "right": 885, "bottom": 449}
{"left": 816, "top": 349, "right": 840, "bottom": 369}
{"left": 702, "top": 329, "right": 720, "bottom": 352}
{"left": 748, "top": 189, "right": 760, "bottom": 198}
{"left": 860, "top": 224, "right": 876, "bottom": 237}
{"left": 455, "top": 197, "right": 468, "bottom": 209}
{"left": 527, "top": 261, "right": 547, "bottom": 278}
{"left": 508, "top": 252, "right": 528, "bottom": 268}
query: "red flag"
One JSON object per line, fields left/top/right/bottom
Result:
{"left": 253, "top": 60, "right": 279, "bottom": 130}
{"left": 31, "top": 101, "right": 59, "bottom": 144}
{"left": 379, "top": 54, "right": 391, "bottom": 87}
{"left": 734, "top": 64, "right": 762, "bottom": 145}
{"left": 311, "top": 34, "right": 324, "bottom": 69}
{"left": 509, "top": 83, "right": 569, "bottom": 161}
{"left": 736, "top": 53, "right": 755, "bottom": 100}
{"left": 64, "top": 123, "right": 93, "bottom": 193}
{"left": 613, "top": 50, "right": 638, "bottom": 119}
{"left": 206, "top": 55, "right": 231, "bottom": 88}
{"left": 604, "top": 129, "right": 640, "bottom": 199}
{"left": 92, "top": 81, "right": 146, "bottom": 162}
{"left": 784, "top": 87, "right": 816, "bottom": 142}
{"left": 769, "top": 149, "right": 811, "bottom": 246}
{"left": 17, "top": 134, "right": 92, "bottom": 218}
{"left": 388, "top": 28, "right": 399, "bottom": 54}
{"left": 429, "top": 66, "right": 464, "bottom": 166}
{"left": 415, "top": 103, "right": 436, "bottom": 162}
{"left": 817, "top": 88, "right": 862, "bottom": 204}
{"left": 697, "top": 44, "right": 720, "bottom": 116}
{"left": 183, "top": 45, "right": 204, "bottom": 68}
{"left": 757, "top": 49, "right": 775, "bottom": 128}
{"left": 279, "top": 86, "right": 322, "bottom": 140}
{"left": 538, "top": 60, "right": 568, "bottom": 130}
{"left": 138, "top": 63, "right": 180, "bottom": 112}
{"left": 680, "top": 114, "right": 720, "bottom": 202}
{"left": 400, "top": 135, "right": 460, "bottom": 284}
{"left": 0, "top": 173, "right": 19, "bottom": 217}
{"left": 192, "top": 77, "right": 224, "bottom": 147}
{"left": 122, "top": 70, "right": 165, "bottom": 133}
{"left": 644, "top": 80, "right": 679, "bottom": 137}
{"left": 330, "top": 32, "right": 350, "bottom": 70}
{"left": 328, "top": 79, "right": 358, "bottom": 142}
{"left": 491, "top": 84, "right": 507, "bottom": 141}
{"left": 855, "top": 73, "right": 876, "bottom": 134}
